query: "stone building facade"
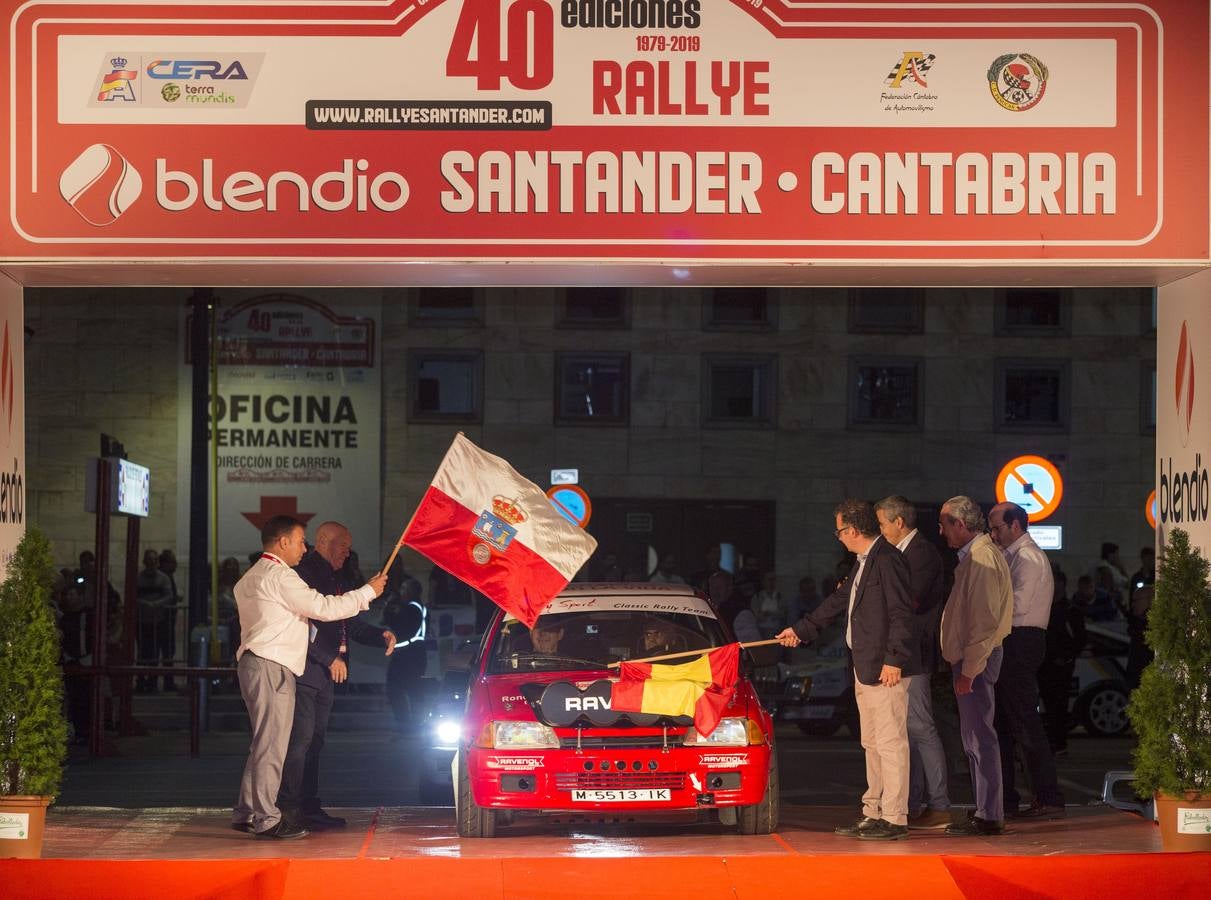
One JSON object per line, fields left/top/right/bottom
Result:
{"left": 23, "top": 285, "right": 1156, "bottom": 613}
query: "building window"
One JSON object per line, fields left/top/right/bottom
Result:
{"left": 994, "top": 287, "right": 1071, "bottom": 335}
{"left": 848, "top": 357, "right": 922, "bottom": 429}
{"left": 410, "top": 351, "right": 482, "bottom": 422}
{"left": 704, "top": 288, "right": 776, "bottom": 330}
{"left": 702, "top": 354, "right": 777, "bottom": 427}
{"left": 1142, "top": 361, "right": 1156, "bottom": 434}
{"left": 556, "top": 353, "right": 629, "bottom": 424}
{"left": 996, "top": 359, "right": 1070, "bottom": 430}
{"left": 558, "top": 287, "right": 629, "bottom": 328}
{"left": 847, "top": 288, "right": 924, "bottom": 334}
{"left": 408, "top": 287, "right": 481, "bottom": 325}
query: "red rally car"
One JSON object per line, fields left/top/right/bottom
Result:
{"left": 454, "top": 582, "right": 779, "bottom": 837}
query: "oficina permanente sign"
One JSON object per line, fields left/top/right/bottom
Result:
{"left": 1, "top": 0, "right": 1207, "bottom": 271}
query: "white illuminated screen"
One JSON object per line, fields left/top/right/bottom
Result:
{"left": 115, "top": 459, "right": 150, "bottom": 517}
{"left": 1028, "top": 525, "right": 1062, "bottom": 551}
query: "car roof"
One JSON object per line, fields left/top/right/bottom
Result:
{"left": 500, "top": 582, "right": 718, "bottom": 622}
{"left": 556, "top": 581, "right": 700, "bottom": 598}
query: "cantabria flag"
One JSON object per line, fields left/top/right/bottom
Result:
{"left": 402, "top": 433, "right": 597, "bottom": 628}
{"left": 611, "top": 644, "right": 740, "bottom": 737}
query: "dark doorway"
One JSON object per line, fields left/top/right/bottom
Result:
{"left": 584, "top": 499, "right": 776, "bottom": 590}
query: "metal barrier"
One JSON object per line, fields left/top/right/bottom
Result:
{"left": 1101, "top": 770, "right": 1157, "bottom": 821}
{"left": 63, "top": 664, "right": 239, "bottom": 758}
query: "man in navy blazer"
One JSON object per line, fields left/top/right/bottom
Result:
{"left": 876, "top": 495, "right": 952, "bottom": 829}
{"left": 777, "top": 499, "right": 918, "bottom": 841}
{"left": 277, "top": 521, "right": 396, "bottom": 830}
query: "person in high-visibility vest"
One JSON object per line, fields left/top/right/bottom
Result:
{"left": 383, "top": 573, "right": 427, "bottom": 735}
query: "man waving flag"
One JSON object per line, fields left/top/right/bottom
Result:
{"left": 402, "top": 433, "right": 597, "bottom": 628}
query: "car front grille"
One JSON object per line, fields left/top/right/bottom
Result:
{"left": 553, "top": 772, "right": 686, "bottom": 791}
{"left": 558, "top": 734, "right": 673, "bottom": 749}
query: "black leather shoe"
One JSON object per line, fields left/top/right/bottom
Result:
{"left": 255, "top": 820, "right": 309, "bottom": 840}
{"left": 1009, "top": 802, "right": 1065, "bottom": 820}
{"left": 834, "top": 816, "right": 879, "bottom": 837}
{"left": 858, "top": 819, "right": 909, "bottom": 841}
{"left": 305, "top": 809, "right": 347, "bottom": 829}
{"left": 230, "top": 822, "right": 253, "bottom": 834}
{"left": 945, "top": 815, "right": 1005, "bottom": 836}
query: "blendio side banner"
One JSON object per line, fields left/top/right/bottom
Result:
{"left": 1157, "top": 269, "right": 1211, "bottom": 558}
{"left": 174, "top": 292, "right": 382, "bottom": 565}
{"left": 0, "top": 277, "right": 24, "bottom": 580}
{"left": 2, "top": 0, "right": 1208, "bottom": 263}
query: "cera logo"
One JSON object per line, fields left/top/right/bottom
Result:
{"left": 0, "top": 320, "right": 13, "bottom": 447}
{"left": 1176, "top": 320, "right": 1195, "bottom": 447}
{"left": 59, "top": 144, "right": 143, "bottom": 226}
{"left": 146, "top": 59, "right": 248, "bottom": 80}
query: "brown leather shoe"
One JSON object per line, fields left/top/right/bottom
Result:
{"left": 908, "top": 808, "right": 952, "bottom": 829}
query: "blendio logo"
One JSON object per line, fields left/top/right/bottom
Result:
{"left": 561, "top": 0, "right": 701, "bottom": 29}
{"left": 0, "top": 458, "right": 23, "bottom": 525}
{"left": 155, "top": 158, "right": 409, "bottom": 212}
{"left": 1157, "top": 455, "right": 1210, "bottom": 524}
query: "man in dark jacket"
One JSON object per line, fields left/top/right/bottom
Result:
{"left": 278, "top": 521, "right": 396, "bottom": 829}
{"left": 777, "top": 499, "right": 918, "bottom": 841}
{"left": 876, "top": 495, "right": 951, "bottom": 829}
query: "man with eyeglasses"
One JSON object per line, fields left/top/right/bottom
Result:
{"left": 937, "top": 496, "right": 1013, "bottom": 837}
{"left": 776, "top": 499, "right": 917, "bottom": 841}
{"left": 988, "top": 501, "right": 1064, "bottom": 820}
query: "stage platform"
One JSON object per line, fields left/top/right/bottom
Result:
{"left": 3, "top": 803, "right": 1209, "bottom": 899}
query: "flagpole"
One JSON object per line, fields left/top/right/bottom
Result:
{"left": 606, "top": 638, "right": 782, "bottom": 668}
{"left": 377, "top": 509, "right": 419, "bottom": 578}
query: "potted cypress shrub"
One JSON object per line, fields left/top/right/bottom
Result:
{"left": 1127, "top": 528, "right": 1211, "bottom": 851}
{"left": 0, "top": 527, "right": 68, "bottom": 859}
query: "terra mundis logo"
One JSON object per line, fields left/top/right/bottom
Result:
{"left": 97, "top": 56, "right": 137, "bottom": 102}
{"left": 161, "top": 83, "right": 181, "bottom": 102}
{"left": 988, "top": 52, "right": 1048, "bottom": 111}
{"left": 58, "top": 144, "right": 142, "bottom": 226}
{"left": 1176, "top": 320, "right": 1195, "bottom": 448}
{"left": 885, "top": 51, "right": 935, "bottom": 88}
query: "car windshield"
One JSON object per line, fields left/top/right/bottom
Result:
{"left": 487, "top": 609, "right": 729, "bottom": 674}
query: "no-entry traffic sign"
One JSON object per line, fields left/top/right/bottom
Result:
{"left": 996, "top": 455, "right": 1064, "bottom": 522}
{"left": 546, "top": 485, "right": 592, "bottom": 528}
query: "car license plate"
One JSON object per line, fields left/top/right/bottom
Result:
{"left": 571, "top": 789, "right": 671, "bottom": 802}
{"left": 783, "top": 704, "right": 834, "bottom": 720}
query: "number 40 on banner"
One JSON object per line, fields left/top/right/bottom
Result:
{"left": 447, "top": 0, "right": 554, "bottom": 90}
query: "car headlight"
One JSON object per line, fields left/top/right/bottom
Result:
{"left": 434, "top": 720, "right": 462, "bottom": 747}
{"left": 481, "top": 720, "right": 560, "bottom": 749}
{"left": 683, "top": 717, "right": 752, "bottom": 747}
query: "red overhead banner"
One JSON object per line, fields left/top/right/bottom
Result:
{"left": 1, "top": 0, "right": 1207, "bottom": 268}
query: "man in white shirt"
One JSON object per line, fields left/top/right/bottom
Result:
{"left": 231, "top": 515, "right": 386, "bottom": 840}
{"left": 988, "top": 501, "right": 1064, "bottom": 819}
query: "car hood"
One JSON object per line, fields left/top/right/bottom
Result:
{"left": 479, "top": 669, "right": 758, "bottom": 725}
